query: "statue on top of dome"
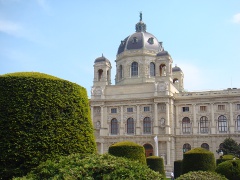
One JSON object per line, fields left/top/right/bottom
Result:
{"left": 140, "top": 11, "right": 142, "bottom": 21}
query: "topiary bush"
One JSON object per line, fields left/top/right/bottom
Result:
{"left": 182, "top": 147, "right": 216, "bottom": 174}
{"left": 108, "top": 141, "right": 146, "bottom": 165}
{"left": 13, "top": 153, "right": 164, "bottom": 180}
{"left": 174, "top": 160, "right": 183, "bottom": 179}
{"left": 146, "top": 156, "right": 165, "bottom": 177}
{"left": 216, "top": 154, "right": 238, "bottom": 165}
{"left": 0, "top": 72, "right": 96, "bottom": 179}
{"left": 215, "top": 160, "right": 240, "bottom": 180}
{"left": 175, "top": 171, "right": 227, "bottom": 180}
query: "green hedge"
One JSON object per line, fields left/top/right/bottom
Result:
{"left": 216, "top": 154, "right": 237, "bottom": 165}
{"left": 0, "top": 72, "right": 96, "bottom": 179}
{"left": 182, "top": 147, "right": 216, "bottom": 174}
{"left": 13, "top": 153, "right": 164, "bottom": 180}
{"left": 176, "top": 171, "right": 228, "bottom": 180}
{"left": 108, "top": 141, "right": 146, "bottom": 165}
{"left": 146, "top": 156, "right": 165, "bottom": 177}
{"left": 215, "top": 160, "right": 240, "bottom": 180}
{"left": 174, "top": 160, "right": 183, "bottom": 179}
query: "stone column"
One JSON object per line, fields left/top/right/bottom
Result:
{"left": 136, "top": 105, "right": 140, "bottom": 135}
{"left": 91, "top": 106, "right": 94, "bottom": 123}
{"left": 175, "top": 105, "right": 180, "bottom": 135}
{"left": 229, "top": 102, "right": 234, "bottom": 132}
{"left": 192, "top": 104, "right": 197, "bottom": 134}
{"left": 211, "top": 103, "right": 215, "bottom": 134}
{"left": 167, "top": 140, "right": 171, "bottom": 165}
{"left": 120, "top": 106, "right": 124, "bottom": 135}
{"left": 165, "top": 102, "right": 170, "bottom": 134}
{"left": 154, "top": 103, "right": 158, "bottom": 134}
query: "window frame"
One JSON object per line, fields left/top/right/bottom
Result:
{"left": 218, "top": 115, "right": 227, "bottom": 132}
{"left": 127, "top": 118, "right": 134, "bottom": 134}
{"left": 131, "top": 62, "right": 138, "bottom": 77}
{"left": 110, "top": 118, "right": 118, "bottom": 135}
{"left": 200, "top": 116, "right": 208, "bottom": 133}
{"left": 182, "top": 117, "right": 191, "bottom": 134}
{"left": 143, "top": 117, "right": 152, "bottom": 134}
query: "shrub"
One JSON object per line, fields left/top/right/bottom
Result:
{"left": 146, "top": 156, "right": 165, "bottom": 177}
{"left": 108, "top": 141, "right": 146, "bottom": 164}
{"left": 13, "top": 153, "right": 164, "bottom": 180}
{"left": 0, "top": 72, "right": 96, "bottom": 179}
{"left": 174, "top": 160, "right": 183, "bottom": 179}
{"left": 216, "top": 154, "right": 238, "bottom": 165}
{"left": 215, "top": 160, "right": 240, "bottom": 180}
{"left": 176, "top": 171, "right": 227, "bottom": 180}
{"left": 182, "top": 147, "right": 216, "bottom": 174}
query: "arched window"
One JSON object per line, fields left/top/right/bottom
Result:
{"left": 119, "top": 65, "right": 123, "bottom": 79}
{"left": 182, "top": 117, "right": 191, "bottom": 134}
{"left": 111, "top": 118, "right": 118, "bottom": 135}
{"left": 183, "top": 143, "right": 191, "bottom": 153}
{"left": 98, "top": 69, "right": 103, "bottom": 81}
{"left": 150, "top": 62, "right": 155, "bottom": 76}
{"left": 201, "top": 143, "right": 209, "bottom": 150}
{"left": 200, "top": 116, "right": 208, "bottom": 133}
{"left": 159, "top": 64, "right": 166, "bottom": 77}
{"left": 143, "top": 117, "right": 151, "bottom": 134}
{"left": 127, "top": 118, "right": 134, "bottom": 134}
{"left": 131, "top": 62, "right": 138, "bottom": 76}
{"left": 237, "top": 115, "right": 240, "bottom": 131}
{"left": 218, "top": 115, "right": 227, "bottom": 132}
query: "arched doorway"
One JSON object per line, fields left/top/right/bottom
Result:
{"left": 144, "top": 144, "right": 153, "bottom": 157}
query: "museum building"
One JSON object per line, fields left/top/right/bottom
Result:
{"left": 90, "top": 14, "right": 240, "bottom": 171}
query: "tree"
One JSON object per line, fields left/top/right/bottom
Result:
{"left": 218, "top": 138, "right": 240, "bottom": 157}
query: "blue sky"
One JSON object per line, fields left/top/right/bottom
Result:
{"left": 1, "top": 0, "right": 240, "bottom": 97}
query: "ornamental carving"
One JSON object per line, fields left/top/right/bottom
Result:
{"left": 91, "top": 86, "right": 104, "bottom": 96}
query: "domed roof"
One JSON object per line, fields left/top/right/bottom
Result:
{"left": 172, "top": 65, "right": 182, "bottom": 72}
{"left": 94, "top": 54, "right": 110, "bottom": 64}
{"left": 117, "top": 13, "right": 162, "bottom": 55}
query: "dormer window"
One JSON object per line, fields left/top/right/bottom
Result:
{"left": 120, "top": 40, "right": 125, "bottom": 46}
{"left": 132, "top": 37, "right": 138, "bottom": 44}
{"left": 148, "top": 37, "right": 154, "bottom": 44}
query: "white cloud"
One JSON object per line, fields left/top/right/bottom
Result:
{"left": 232, "top": 13, "right": 240, "bottom": 24}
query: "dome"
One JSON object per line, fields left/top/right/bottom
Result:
{"left": 117, "top": 14, "right": 163, "bottom": 55}
{"left": 94, "top": 55, "right": 110, "bottom": 64}
{"left": 172, "top": 65, "right": 182, "bottom": 72}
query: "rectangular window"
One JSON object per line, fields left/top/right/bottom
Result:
{"left": 237, "top": 104, "right": 240, "bottom": 110}
{"left": 182, "top": 107, "right": 189, "bottom": 112}
{"left": 127, "top": 107, "right": 133, "bottom": 112}
{"left": 144, "top": 106, "right": 150, "bottom": 112}
{"left": 200, "top": 106, "right": 207, "bottom": 112}
{"left": 111, "top": 108, "right": 117, "bottom": 113}
{"left": 218, "top": 105, "right": 225, "bottom": 111}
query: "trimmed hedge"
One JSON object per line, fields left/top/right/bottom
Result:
{"left": 146, "top": 156, "right": 165, "bottom": 177}
{"left": 0, "top": 72, "right": 96, "bottom": 179}
{"left": 174, "top": 160, "right": 183, "bottom": 179}
{"left": 216, "top": 154, "right": 238, "bottom": 165}
{"left": 176, "top": 171, "right": 228, "bottom": 180}
{"left": 215, "top": 160, "right": 240, "bottom": 180}
{"left": 13, "top": 153, "right": 164, "bottom": 180}
{"left": 182, "top": 147, "right": 216, "bottom": 174}
{"left": 108, "top": 141, "right": 146, "bottom": 165}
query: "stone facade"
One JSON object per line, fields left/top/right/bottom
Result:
{"left": 90, "top": 16, "right": 240, "bottom": 171}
